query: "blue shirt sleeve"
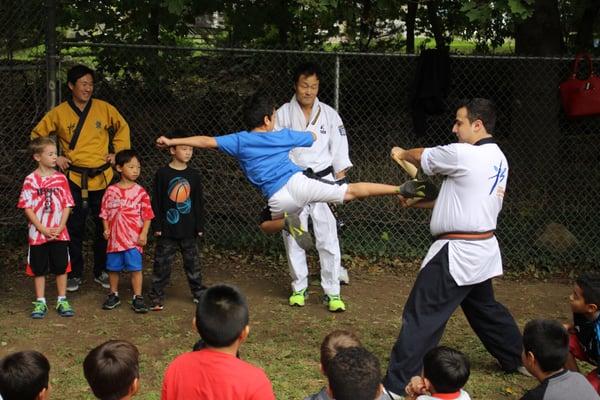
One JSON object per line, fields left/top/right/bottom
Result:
{"left": 284, "top": 128, "right": 314, "bottom": 148}
{"left": 215, "top": 133, "right": 240, "bottom": 157}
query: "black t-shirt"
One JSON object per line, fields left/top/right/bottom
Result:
{"left": 151, "top": 165, "right": 204, "bottom": 239}
{"left": 574, "top": 313, "right": 600, "bottom": 367}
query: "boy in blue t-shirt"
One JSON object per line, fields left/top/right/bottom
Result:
{"left": 156, "top": 92, "right": 401, "bottom": 251}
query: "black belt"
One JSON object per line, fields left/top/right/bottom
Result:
{"left": 68, "top": 163, "right": 112, "bottom": 208}
{"left": 306, "top": 166, "right": 334, "bottom": 178}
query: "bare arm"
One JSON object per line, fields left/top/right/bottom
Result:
{"left": 391, "top": 147, "right": 425, "bottom": 169}
{"left": 23, "top": 208, "right": 53, "bottom": 238}
{"left": 137, "top": 219, "right": 152, "bottom": 246}
{"left": 156, "top": 135, "right": 218, "bottom": 149}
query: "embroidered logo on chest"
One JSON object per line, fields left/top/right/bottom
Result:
{"left": 96, "top": 121, "right": 102, "bottom": 129}
{"left": 320, "top": 125, "right": 326, "bottom": 135}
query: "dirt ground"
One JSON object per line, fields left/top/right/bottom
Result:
{"left": 0, "top": 245, "right": 578, "bottom": 399}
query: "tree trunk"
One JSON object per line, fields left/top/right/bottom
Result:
{"left": 406, "top": 0, "right": 417, "bottom": 54}
{"left": 426, "top": 1, "right": 448, "bottom": 50}
{"left": 514, "top": 0, "right": 564, "bottom": 56}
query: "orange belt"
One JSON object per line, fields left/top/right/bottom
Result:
{"left": 437, "top": 231, "right": 495, "bottom": 241}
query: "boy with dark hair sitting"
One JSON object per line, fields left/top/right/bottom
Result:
{"left": 520, "top": 319, "right": 599, "bottom": 400}
{"left": 83, "top": 340, "right": 140, "bottom": 400}
{"left": 161, "top": 284, "right": 275, "bottom": 400}
{"left": 404, "top": 346, "right": 471, "bottom": 400}
{"left": 326, "top": 346, "right": 383, "bottom": 400}
{"left": 0, "top": 350, "right": 51, "bottom": 400}
{"left": 565, "top": 273, "right": 600, "bottom": 392}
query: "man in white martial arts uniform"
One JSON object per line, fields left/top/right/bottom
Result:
{"left": 383, "top": 98, "right": 526, "bottom": 399}
{"left": 276, "top": 62, "right": 352, "bottom": 312}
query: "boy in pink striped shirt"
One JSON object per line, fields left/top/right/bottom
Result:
{"left": 100, "top": 149, "right": 154, "bottom": 313}
{"left": 18, "top": 137, "right": 75, "bottom": 319}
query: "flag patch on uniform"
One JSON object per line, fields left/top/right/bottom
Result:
{"left": 338, "top": 125, "right": 346, "bottom": 135}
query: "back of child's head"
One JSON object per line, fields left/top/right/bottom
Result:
{"left": 320, "top": 330, "right": 362, "bottom": 372}
{"left": 83, "top": 340, "right": 139, "bottom": 400}
{"left": 114, "top": 149, "right": 139, "bottom": 167}
{"left": 576, "top": 273, "right": 600, "bottom": 306}
{"left": 242, "top": 91, "right": 276, "bottom": 131}
{"left": 28, "top": 137, "right": 56, "bottom": 157}
{"left": 0, "top": 350, "right": 50, "bottom": 400}
{"left": 523, "top": 319, "right": 568, "bottom": 373}
{"left": 423, "top": 346, "right": 470, "bottom": 394}
{"left": 195, "top": 284, "right": 249, "bottom": 348}
{"left": 327, "top": 347, "right": 381, "bottom": 400}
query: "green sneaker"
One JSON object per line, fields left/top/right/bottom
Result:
{"left": 324, "top": 295, "right": 346, "bottom": 312}
{"left": 31, "top": 301, "right": 48, "bottom": 319}
{"left": 289, "top": 288, "right": 308, "bottom": 307}
{"left": 284, "top": 213, "right": 313, "bottom": 251}
{"left": 56, "top": 299, "right": 75, "bottom": 317}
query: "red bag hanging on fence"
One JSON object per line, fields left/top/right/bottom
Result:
{"left": 559, "top": 53, "right": 600, "bottom": 118}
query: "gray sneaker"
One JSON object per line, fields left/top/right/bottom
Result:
{"left": 66, "top": 277, "right": 81, "bottom": 292}
{"left": 94, "top": 271, "right": 110, "bottom": 289}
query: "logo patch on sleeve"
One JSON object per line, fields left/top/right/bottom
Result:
{"left": 338, "top": 125, "right": 346, "bottom": 136}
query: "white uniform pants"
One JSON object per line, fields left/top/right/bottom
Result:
{"left": 283, "top": 201, "right": 342, "bottom": 296}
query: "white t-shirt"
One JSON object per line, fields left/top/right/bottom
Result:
{"left": 420, "top": 140, "right": 508, "bottom": 285}
{"left": 276, "top": 96, "right": 352, "bottom": 174}
{"left": 416, "top": 389, "right": 471, "bottom": 400}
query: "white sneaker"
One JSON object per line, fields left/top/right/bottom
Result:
{"left": 339, "top": 267, "right": 350, "bottom": 285}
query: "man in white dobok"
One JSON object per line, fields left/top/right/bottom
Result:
{"left": 275, "top": 62, "right": 352, "bottom": 312}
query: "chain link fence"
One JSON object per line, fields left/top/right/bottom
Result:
{"left": 2, "top": 24, "right": 599, "bottom": 268}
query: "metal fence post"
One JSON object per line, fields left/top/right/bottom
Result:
{"left": 334, "top": 54, "right": 340, "bottom": 112}
{"left": 45, "top": 0, "right": 57, "bottom": 110}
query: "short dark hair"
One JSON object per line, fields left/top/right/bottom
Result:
{"left": 67, "top": 64, "right": 95, "bottom": 85}
{"left": 114, "top": 149, "right": 138, "bottom": 167}
{"left": 195, "top": 284, "right": 249, "bottom": 348}
{"left": 242, "top": 91, "right": 276, "bottom": 131}
{"left": 327, "top": 347, "right": 381, "bottom": 400}
{"left": 293, "top": 62, "right": 321, "bottom": 84}
{"left": 523, "top": 319, "right": 568, "bottom": 372}
{"left": 320, "top": 330, "right": 362, "bottom": 372}
{"left": 28, "top": 137, "right": 56, "bottom": 155}
{"left": 166, "top": 129, "right": 192, "bottom": 140}
{"left": 83, "top": 340, "right": 140, "bottom": 400}
{"left": 576, "top": 273, "right": 600, "bottom": 306}
{"left": 423, "top": 346, "right": 470, "bottom": 393}
{"left": 0, "top": 350, "right": 50, "bottom": 400}
{"left": 457, "top": 98, "right": 496, "bottom": 134}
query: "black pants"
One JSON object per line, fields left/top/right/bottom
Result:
{"left": 149, "top": 237, "right": 204, "bottom": 301}
{"left": 383, "top": 243, "right": 522, "bottom": 394}
{"left": 67, "top": 181, "right": 107, "bottom": 279}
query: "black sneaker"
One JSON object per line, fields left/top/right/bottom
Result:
{"left": 132, "top": 295, "right": 148, "bottom": 314}
{"left": 150, "top": 298, "right": 164, "bottom": 311}
{"left": 102, "top": 293, "right": 121, "bottom": 310}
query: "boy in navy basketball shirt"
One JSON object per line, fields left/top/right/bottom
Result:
{"left": 149, "top": 130, "right": 205, "bottom": 311}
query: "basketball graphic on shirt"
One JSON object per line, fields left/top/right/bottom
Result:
{"left": 166, "top": 208, "right": 180, "bottom": 224}
{"left": 177, "top": 199, "right": 191, "bottom": 214}
{"left": 168, "top": 178, "right": 191, "bottom": 203}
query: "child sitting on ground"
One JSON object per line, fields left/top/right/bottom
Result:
{"left": 403, "top": 346, "right": 471, "bottom": 400}
{"left": 565, "top": 273, "right": 600, "bottom": 393}
{"left": 0, "top": 350, "right": 51, "bottom": 400}
{"left": 161, "top": 284, "right": 275, "bottom": 400}
{"left": 305, "top": 330, "right": 388, "bottom": 400}
{"left": 326, "top": 346, "right": 384, "bottom": 400}
{"left": 83, "top": 340, "right": 140, "bottom": 400}
{"left": 18, "top": 137, "right": 75, "bottom": 319}
{"left": 99, "top": 149, "right": 154, "bottom": 313}
{"left": 520, "top": 319, "right": 599, "bottom": 400}
{"left": 156, "top": 91, "right": 402, "bottom": 251}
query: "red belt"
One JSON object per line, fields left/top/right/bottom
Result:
{"left": 436, "top": 231, "right": 495, "bottom": 241}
